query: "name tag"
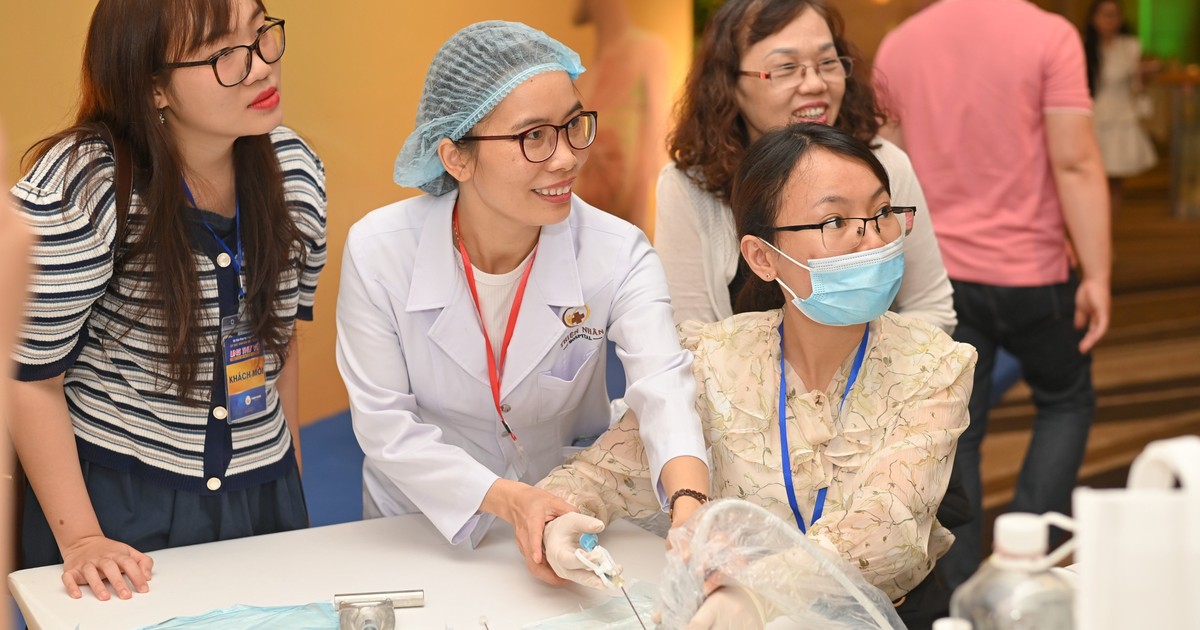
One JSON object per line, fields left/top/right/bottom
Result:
{"left": 221, "top": 312, "right": 267, "bottom": 422}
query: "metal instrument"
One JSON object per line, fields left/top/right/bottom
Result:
{"left": 332, "top": 589, "right": 425, "bottom": 610}
{"left": 578, "top": 533, "right": 648, "bottom": 630}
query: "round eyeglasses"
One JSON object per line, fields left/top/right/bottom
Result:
{"left": 770, "top": 206, "right": 916, "bottom": 253}
{"left": 163, "top": 17, "right": 286, "bottom": 87}
{"left": 458, "top": 111, "right": 598, "bottom": 163}
{"left": 738, "top": 56, "right": 854, "bottom": 91}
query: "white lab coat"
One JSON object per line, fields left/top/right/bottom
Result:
{"left": 336, "top": 192, "right": 707, "bottom": 545}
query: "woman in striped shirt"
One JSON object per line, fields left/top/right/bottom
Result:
{"left": 8, "top": 0, "right": 326, "bottom": 601}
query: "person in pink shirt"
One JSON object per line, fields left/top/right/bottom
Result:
{"left": 873, "top": 0, "right": 1111, "bottom": 589}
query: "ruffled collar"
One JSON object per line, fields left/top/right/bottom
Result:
{"left": 720, "top": 310, "right": 884, "bottom": 486}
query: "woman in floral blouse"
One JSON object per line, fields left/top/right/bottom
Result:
{"left": 538, "top": 124, "right": 975, "bottom": 630}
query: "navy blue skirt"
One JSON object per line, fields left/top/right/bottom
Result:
{"left": 21, "top": 457, "right": 308, "bottom": 569}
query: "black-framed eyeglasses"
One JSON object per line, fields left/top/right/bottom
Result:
{"left": 163, "top": 17, "right": 286, "bottom": 87}
{"left": 770, "top": 206, "right": 916, "bottom": 253}
{"left": 739, "top": 56, "right": 854, "bottom": 90}
{"left": 458, "top": 111, "right": 598, "bottom": 163}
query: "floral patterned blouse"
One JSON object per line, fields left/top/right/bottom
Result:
{"left": 538, "top": 309, "right": 976, "bottom": 599}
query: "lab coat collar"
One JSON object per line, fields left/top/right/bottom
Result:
{"left": 498, "top": 214, "right": 582, "bottom": 398}
{"left": 406, "top": 193, "right": 461, "bottom": 312}
{"left": 532, "top": 210, "right": 585, "bottom": 308}
{"left": 405, "top": 193, "right": 585, "bottom": 311}
{"left": 410, "top": 193, "right": 587, "bottom": 398}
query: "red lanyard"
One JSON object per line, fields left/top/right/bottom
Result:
{"left": 453, "top": 208, "right": 537, "bottom": 442}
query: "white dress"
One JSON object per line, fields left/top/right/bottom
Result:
{"left": 1093, "top": 36, "right": 1157, "bottom": 177}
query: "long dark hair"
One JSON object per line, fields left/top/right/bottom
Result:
{"left": 24, "top": 0, "right": 301, "bottom": 403}
{"left": 732, "top": 123, "right": 890, "bottom": 313}
{"left": 668, "top": 0, "right": 884, "bottom": 200}
{"left": 1083, "top": 0, "right": 1132, "bottom": 96}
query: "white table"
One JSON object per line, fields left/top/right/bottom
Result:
{"left": 8, "top": 515, "right": 668, "bottom": 629}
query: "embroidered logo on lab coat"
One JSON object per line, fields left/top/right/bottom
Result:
{"left": 562, "top": 305, "right": 591, "bottom": 327}
{"left": 559, "top": 324, "right": 605, "bottom": 350}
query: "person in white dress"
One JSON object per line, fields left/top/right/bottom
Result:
{"left": 1084, "top": 0, "right": 1157, "bottom": 212}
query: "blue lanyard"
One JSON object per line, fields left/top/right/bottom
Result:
{"left": 777, "top": 323, "right": 869, "bottom": 534}
{"left": 182, "top": 178, "right": 244, "bottom": 301}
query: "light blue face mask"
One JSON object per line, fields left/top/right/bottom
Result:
{"left": 759, "top": 236, "right": 905, "bottom": 326}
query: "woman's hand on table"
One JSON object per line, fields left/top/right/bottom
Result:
{"left": 60, "top": 534, "right": 153, "bottom": 600}
{"left": 482, "top": 479, "right": 578, "bottom": 585}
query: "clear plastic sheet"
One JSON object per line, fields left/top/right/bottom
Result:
{"left": 656, "top": 499, "right": 905, "bottom": 630}
{"left": 139, "top": 602, "right": 338, "bottom": 629}
{"left": 522, "top": 580, "right": 657, "bottom": 630}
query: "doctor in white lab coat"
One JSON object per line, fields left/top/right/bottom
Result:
{"left": 335, "top": 21, "right": 710, "bottom": 585}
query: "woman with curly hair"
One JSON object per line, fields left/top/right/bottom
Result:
{"left": 655, "top": 0, "right": 955, "bottom": 333}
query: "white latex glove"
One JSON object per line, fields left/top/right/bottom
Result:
{"left": 684, "top": 585, "right": 768, "bottom": 630}
{"left": 543, "top": 512, "right": 606, "bottom": 589}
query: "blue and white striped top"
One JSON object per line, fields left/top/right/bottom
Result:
{"left": 10, "top": 126, "right": 327, "bottom": 494}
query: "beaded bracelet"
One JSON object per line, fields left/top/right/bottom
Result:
{"left": 668, "top": 488, "right": 709, "bottom": 520}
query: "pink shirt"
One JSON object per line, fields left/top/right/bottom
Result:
{"left": 873, "top": 0, "right": 1092, "bottom": 286}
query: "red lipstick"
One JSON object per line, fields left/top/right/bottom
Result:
{"left": 249, "top": 87, "right": 280, "bottom": 110}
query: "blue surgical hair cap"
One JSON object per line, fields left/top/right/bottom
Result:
{"left": 393, "top": 21, "right": 586, "bottom": 196}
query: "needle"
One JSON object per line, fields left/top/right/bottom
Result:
{"left": 580, "top": 533, "right": 647, "bottom": 629}
{"left": 621, "top": 585, "right": 647, "bottom": 630}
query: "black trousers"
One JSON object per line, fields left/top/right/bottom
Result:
{"left": 937, "top": 278, "right": 1095, "bottom": 590}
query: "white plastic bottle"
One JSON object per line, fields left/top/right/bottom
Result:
{"left": 949, "top": 513, "right": 1075, "bottom": 629}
